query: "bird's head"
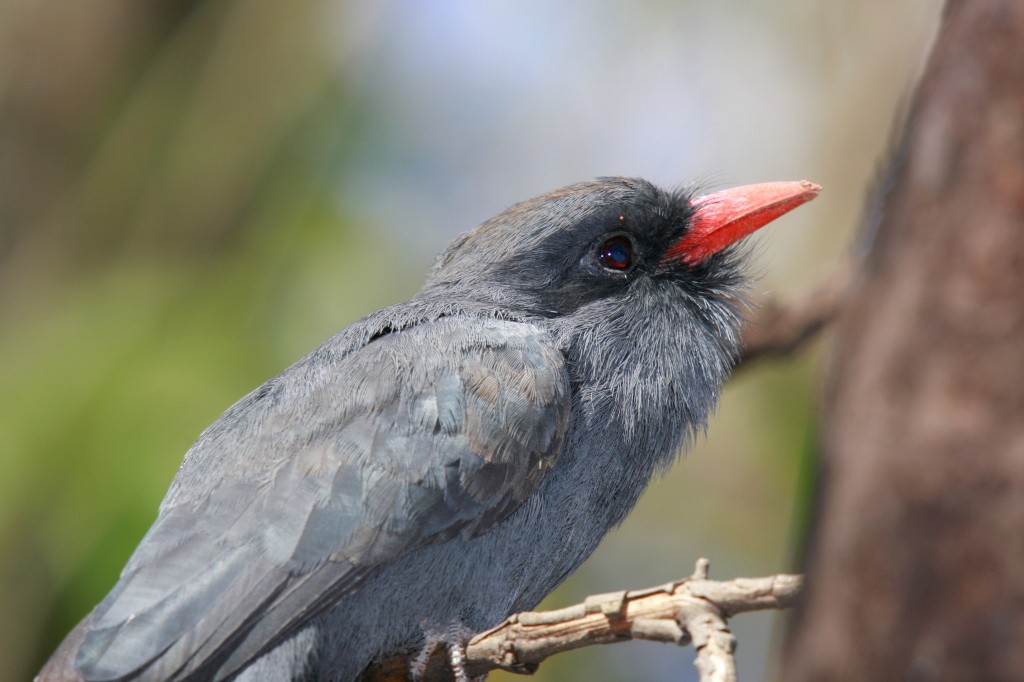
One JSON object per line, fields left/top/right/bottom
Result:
{"left": 421, "top": 177, "right": 818, "bottom": 321}
{"left": 419, "top": 177, "right": 819, "bottom": 464}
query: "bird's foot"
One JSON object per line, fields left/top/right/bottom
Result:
{"left": 409, "top": 622, "right": 481, "bottom": 682}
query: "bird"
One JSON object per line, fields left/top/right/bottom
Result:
{"left": 38, "top": 177, "right": 819, "bottom": 682}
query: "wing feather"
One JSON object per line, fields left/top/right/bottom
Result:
{"left": 74, "top": 317, "right": 569, "bottom": 681}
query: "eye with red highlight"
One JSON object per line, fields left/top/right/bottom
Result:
{"left": 597, "top": 235, "right": 633, "bottom": 271}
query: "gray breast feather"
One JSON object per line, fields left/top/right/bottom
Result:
{"left": 74, "top": 316, "right": 570, "bottom": 681}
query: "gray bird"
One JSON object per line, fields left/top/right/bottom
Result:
{"left": 38, "top": 177, "right": 819, "bottom": 682}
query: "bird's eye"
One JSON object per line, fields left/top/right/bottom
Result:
{"left": 597, "top": 235, "right": 634, "bottom": 271}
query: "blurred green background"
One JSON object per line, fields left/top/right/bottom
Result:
{"left": 0, "top": 2, "right": 941, "bottom": 680}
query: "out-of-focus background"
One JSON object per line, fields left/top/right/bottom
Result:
{"left": 0, "top": 2, "right": 942, "bottom": 680}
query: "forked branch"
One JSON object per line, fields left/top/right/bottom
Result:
{"left": 362, "top": 560, "right": 803, "bottom": 682}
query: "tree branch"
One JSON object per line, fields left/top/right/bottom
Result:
{"left": 361, "top": 560, "right": 803, "bottom": 682}
{"left": 738, "top": 263, "right": 854, "bottom": 367}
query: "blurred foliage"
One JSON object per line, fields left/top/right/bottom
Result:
{"left": 0, "top": 2, "right": 941, "bottom": 681}
{"left": 0, "top": 2, "right": 417, "bottom": 678}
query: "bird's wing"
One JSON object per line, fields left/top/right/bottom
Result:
{"left": 73, "top": 316, "right": 570, "bottom": 681}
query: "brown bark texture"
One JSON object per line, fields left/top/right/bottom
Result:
{"left": 784, "top": 1, "right": 1024, "bottom": 680}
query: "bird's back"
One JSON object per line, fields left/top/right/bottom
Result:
{"left": 40, "top": 307, "right": 572, "bottom": 681}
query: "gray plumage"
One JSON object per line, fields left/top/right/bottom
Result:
{"left": 40, "top": 177, "right": 749, "bottom": 681}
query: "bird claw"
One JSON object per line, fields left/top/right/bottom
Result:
{"left": 408, "top": 630, "right": 440, "bottom": 682}
{"left": 409, "top": 622, "right": 480, "bottom": 682}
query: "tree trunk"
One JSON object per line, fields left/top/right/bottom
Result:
{"left": 784, "top": 1, "right": 1024, "bottom": 679}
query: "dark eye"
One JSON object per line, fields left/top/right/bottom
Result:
{"left": 597, "top": 235, "right": 634, "bottom": 271}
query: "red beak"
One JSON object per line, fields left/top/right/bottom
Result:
{"left": 663, "top": 180, "right": 821, "bottom": 266}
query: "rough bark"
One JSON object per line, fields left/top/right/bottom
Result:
{"left": 784, "top": 1, "right": 1024, "bottom": 679}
